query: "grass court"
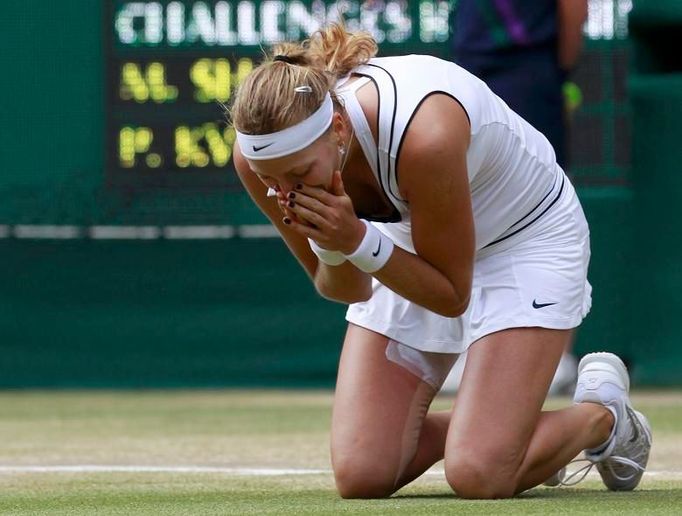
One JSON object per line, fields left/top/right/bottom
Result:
{"left": 0, "top": 390, "right": 680, "bottom": 514}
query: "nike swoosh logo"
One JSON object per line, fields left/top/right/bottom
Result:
{"left": 372, "top": 239, "right": 382, "bottom": 257}
{"left": 532, "top": 300, "right": 558, "bottom": 309}
{"left": 252, "top": 143, "right": 274, "bottom": 152}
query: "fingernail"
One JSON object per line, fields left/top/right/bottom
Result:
{"left": 283, "top": 217, "right": 291, "bottom": 225}
{"left": 288, "top": 201, "right": 295, "bottom": 208}
{"left": 288, "top": 192, "right": 296, "bottom": 199}
{"left": 295, "top": 184, "right": 303, "bottom": 190}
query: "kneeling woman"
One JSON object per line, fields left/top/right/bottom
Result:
{"left": 230, "top": 24, "right": 651, "bottom": 498}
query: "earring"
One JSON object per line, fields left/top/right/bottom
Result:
{"left": 339, "top": 145, "right": 346, "bottom": 156}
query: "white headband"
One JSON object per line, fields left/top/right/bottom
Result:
{"left": 236, "top": 93, "right": 334, "bottom": 160}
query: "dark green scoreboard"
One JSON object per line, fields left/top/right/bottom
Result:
{"left": 106, "top": 0, "right": 451, "bottom": 190}
{"left": 0, "top": 1, "right": 633, "bottom": 226}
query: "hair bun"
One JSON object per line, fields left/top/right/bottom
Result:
{"left": 273, "top": 55, "right": 295, "bottom": 64}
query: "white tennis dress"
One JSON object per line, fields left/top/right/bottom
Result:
{"left": 338, "top": 55, "right": 592, "bottom": 358}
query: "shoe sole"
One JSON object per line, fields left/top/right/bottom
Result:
{"left": 577, "top": 352, "right": 630, "bottom": 394}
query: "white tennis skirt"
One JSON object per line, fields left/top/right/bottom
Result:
{"left": 346, "top": 177, "right": 592, "bottom": 354}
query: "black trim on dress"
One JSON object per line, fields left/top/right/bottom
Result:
{"left": 394, "top": 91, "right": 471, "bottom": 193}
{"left": 483, "top": 174, "right": 566, "bottom": 249}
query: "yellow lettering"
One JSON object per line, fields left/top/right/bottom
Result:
{"left": 120, "top": 62, "right": 178, "bottom": 103}
{"left": 190, "top": 58, "right": 254, "bottom": 104}
{"left": 175, "top": 126, "right": 208, "bottom": 167}
{"left": 190, "top": 58, "right": 230, "bottom": 103}
{"left": 175, "top": 124, "right": 236, "bottom": 168}
{"left": 233, "top": 58, "right": 254, "bottom": 87}
{"left": 119, "top": 126, "right": 154, "bottom": 168}
{"left": 146, "top": 153, "right": 163, "bottom": 168}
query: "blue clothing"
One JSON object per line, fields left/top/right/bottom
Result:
{"left": 452, "top": 0, "right": 567, "bottom": 167}
{"left": 453, "top": 0, "right": 558, "bottom": 56}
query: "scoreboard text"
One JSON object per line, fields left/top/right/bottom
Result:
{"left": 106, "top": 0, "right": 451, "bottom": 189}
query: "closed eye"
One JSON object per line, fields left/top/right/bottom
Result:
{"left": 289, "top": 167, "right": 310, "bottom": 178}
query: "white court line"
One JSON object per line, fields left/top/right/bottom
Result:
{"left": 0, "top": 465, "right": 328, "bottom": 476}
{"left": 0, "top": 465, "right": 680, "bottom": 479}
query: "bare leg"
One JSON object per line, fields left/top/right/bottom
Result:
{"left": 393, "top": 410, "right": 452, "bottom": 489}
{"left": 515, "top": 402, "right": 613, "bottom": 491}
{"left": 444, "top": 327, "right": 613, "bottom": 499}
{"left": 331, "top": 324, "right": 448, "bottom": 498}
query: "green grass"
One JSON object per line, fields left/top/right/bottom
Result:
{"left": 0, "top": 390, "right": 680, "bottom": 515}
{"left": 2, "top": 474, "right": 681, "bottom": 515}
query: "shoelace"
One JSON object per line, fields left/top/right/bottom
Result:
{"left": 557, "top": 456, "right": 645, "bottom": 487}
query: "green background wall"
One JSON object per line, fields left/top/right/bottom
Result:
{"left": 0, "top": 1, "right": 679, "bottom": 387}
{"left": 0, "top": 2, "right": 103, "bottom": 224}
{"left": 0, "top": 239, "right": 347, "bottom": 387}
{"left": 628, "top": 0, "right": 682, "bottom": 385}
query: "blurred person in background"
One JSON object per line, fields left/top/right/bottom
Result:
{"left": 229, "top": 23, "right": 650, "bottom": 498}
{"left": 443, "top": 0, "right": 589, "bottom": 395}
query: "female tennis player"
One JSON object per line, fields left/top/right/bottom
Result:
{"left": 230, "top": 24, "right": 651, "bottom": 498}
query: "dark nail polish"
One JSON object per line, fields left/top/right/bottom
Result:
{"left": 283, "top": 217, "right": 291, "bottom": 225}
{"left": 288, "top": 201, "right": 295, "bottom": 208}
{"left": 288, "top": 192, "right": 296, "bottom": 199}
{"left": 295, "top": 184, "right": 303, "bottom": 190}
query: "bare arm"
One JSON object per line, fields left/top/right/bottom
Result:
{"left": 233, "top": 145, "right": 372, "bottom": 303}
{"left": 558, "top": 0, "right": 589, "bottom": 71}
{"left": 285, "top": 95, "right": 475, "bottom": 317}
{"left": 373, "top": 95, "right": 475, "bottom": 317}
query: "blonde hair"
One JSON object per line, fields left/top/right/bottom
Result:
{"left": 230, "top": 23, "right": 378, "bottom": 135}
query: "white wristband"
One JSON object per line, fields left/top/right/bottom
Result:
{"left": 308, "top": 238, "right": 347, "bottom": 266}
{"left": 344, "top": 220, "right": 394, "bottom": 273}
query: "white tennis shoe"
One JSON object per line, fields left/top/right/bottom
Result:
{"left": 569, "top": 352, "right": 652, "bottom": 490}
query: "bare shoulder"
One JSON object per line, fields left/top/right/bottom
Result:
{"left": 398, "top": 94, "right": 471, "bottom": 199}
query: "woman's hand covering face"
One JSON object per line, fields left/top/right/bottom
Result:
{"left": 277, "top": 170, "right": 366, "bottom": 254}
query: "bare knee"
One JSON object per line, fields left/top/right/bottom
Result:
{"left": 445, "top": 455, "right": 518, "bottom": 499}
{"left": 333, "top": 455, "right": 396, "bottom": 499}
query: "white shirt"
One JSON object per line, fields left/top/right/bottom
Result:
{"left": 335, "top": 55, "right": 565, "bottom": 255}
